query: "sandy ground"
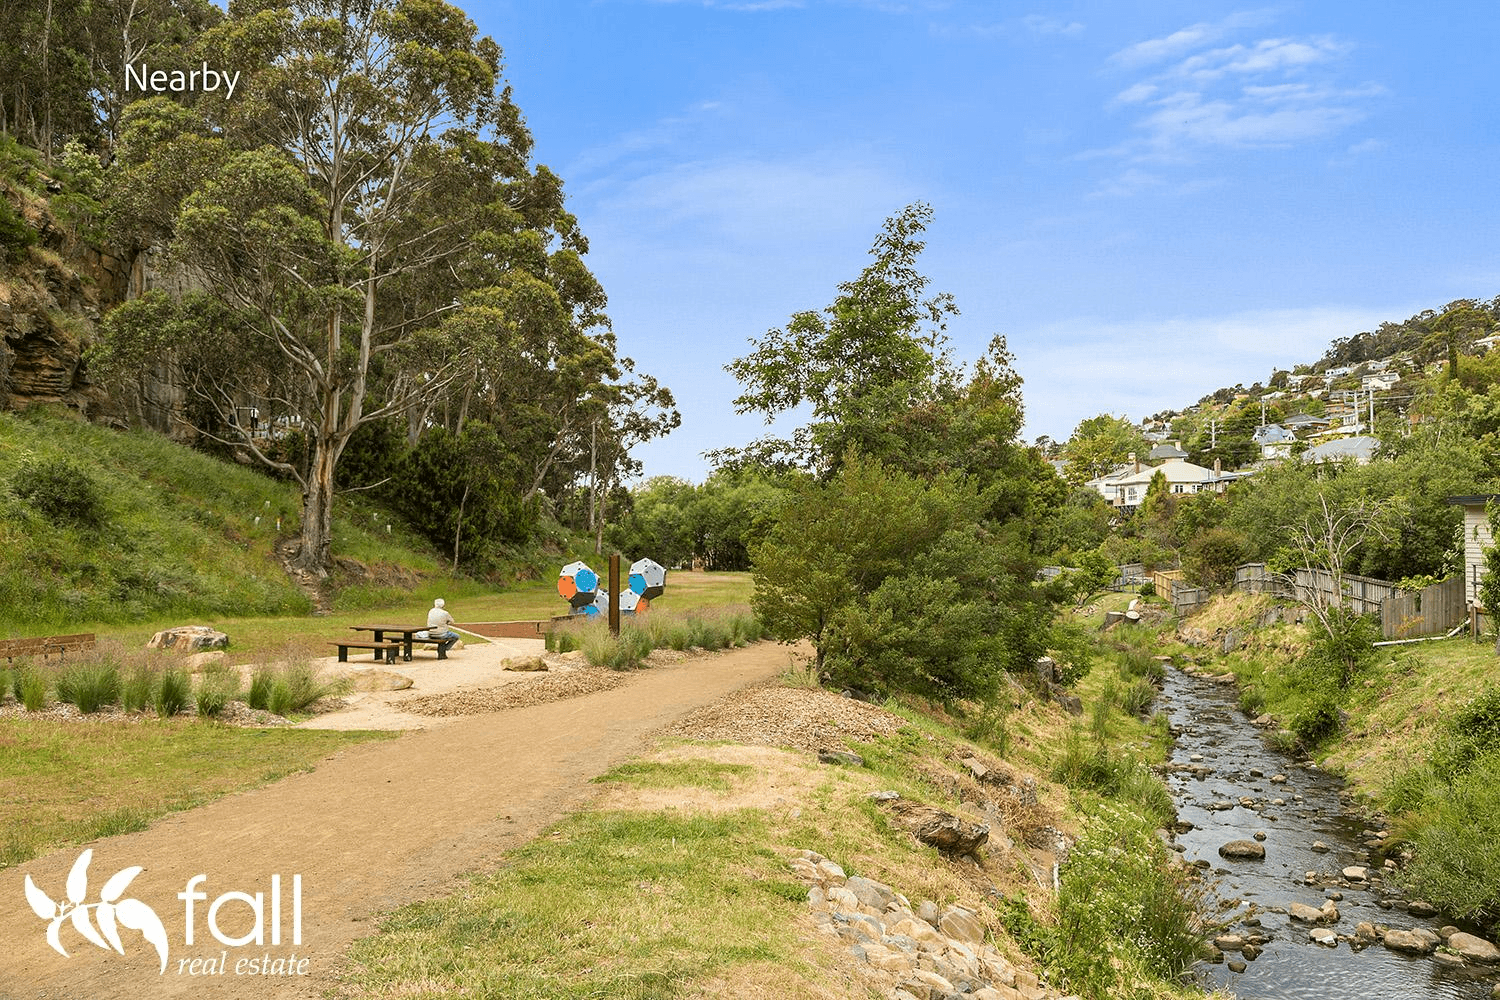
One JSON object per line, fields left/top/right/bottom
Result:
{"left": 301, "top": 632, "right": 554, "bottom": 731}
{"left": 0, "top": 642, "right": 791, "bottom": 1000}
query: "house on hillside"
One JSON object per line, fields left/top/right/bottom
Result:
{"left": 1282, "top": 413, "right": 1332, "bottom": 433}
{"left": 1252, "top": 424, "right": 1296, "bottom": 460}
{"left": 1302, "top": 435, "right": 1381, "bottom": 465}
{"left": 1108, "top": 458, "right": 1217, "bottom": 509}
{"left": 1447, "top": 495, "right": 1498, "bottom": 628}
{"left": 1148, "top": 440, "right": 1189, "bottom": 461}
{"left": 1361, "top": 372, "right": 1401, "bottom": 392}
{"left": 1085, "top": 455, "right": 1148, "bottom": 504}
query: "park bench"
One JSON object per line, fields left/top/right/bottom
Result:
{"left": 0, "top": 633, "right": 96, "bottom": 664}
{"left": 327, "top": 640, "right": 402, "bottom": 665}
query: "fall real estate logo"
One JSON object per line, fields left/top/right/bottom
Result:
{"left": 21, "top": 849, "right": 309, "bottom": 979}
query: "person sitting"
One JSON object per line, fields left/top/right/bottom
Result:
{"left": 426, "top": 598, "right": 459, "bottom": 657}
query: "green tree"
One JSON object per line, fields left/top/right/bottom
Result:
{"left": 750, "top": 455, "right": 963, "bottom": 671}
{"left": 96, "top": 0, "right": 607, "bottom": 575}
{"left": 1061, "top": 414, "right": 1146, "bottom": 487}
{"left": 721, "top": 202, "right": 959, "bottom": 473}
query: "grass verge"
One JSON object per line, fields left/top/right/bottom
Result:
{"left": 0, "top": 719, "right": 393, "bottom": 868}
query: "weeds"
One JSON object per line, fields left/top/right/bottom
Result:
{"left": 247, "top": 668, "right": 274, "bottom": 711}
{"left": 263, "top": 661, "right": 345, "bottom": 716}
{"left": 1053, "top": 805, "right": 1206, "bottom": 996}
{"left": 553, "top": 608, "right": 767, "bottom": 670}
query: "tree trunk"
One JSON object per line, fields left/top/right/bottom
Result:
{"left": 295, "top": 438, "right": 340, "bottom": 574}
{"left": 452, "top": 479, "right": 470, "bottom": 574}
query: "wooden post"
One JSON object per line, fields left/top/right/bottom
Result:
{"left": 608, "top": 553, "right": 621, "bottom": 636}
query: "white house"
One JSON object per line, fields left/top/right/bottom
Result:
{"left": 1252, "top": 424, "right": 1296, "bottom": 460}
{"left": 1361, "top": 372, "right": 1401, "bottom": 392}
{"left": 1448, "top": 496, "right": 1498, "bottom": 620}
{"left": 1108, "top": 458, "right": 1217, "bottom": 509}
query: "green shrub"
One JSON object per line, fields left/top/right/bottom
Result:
{"left": 56, "top": 661, "right": 120, "bottom": 714}
{"left": 1429, "top": 687, "right": 1500, "bottom": 780}
{"left": 1051, "top": 728, "right": 1175, "bottom": 829}
{"left": 0, "top": 667, "right": 10, "bottom": 704}
{"left": 1117, "top": 677, "right": 1156, "bottom": 717}
{"left": 11, "top": 666, "right": 25, "bottom": 702}
{"left": 195, "top": 679, "right": 230, "bottom": 718}
{"left": 154, "top": 668, "right": 191, "bottom": 717}
{"left": 8, "top": 455, "right": 109, "bottom": 529}
{"left": 1138, "top": 581, "right": 1155, "bottom": 597}
{"left": 1290, "top": 697, "right": 1342, "bottom": 748}
{"left": 1402, "top": 753, "right": 1500, "bottom": 934}
{"left": 20, "top": 670, "right": 47, "bottom": 711}
{"left": 0, "top": 196, "right": 35, "bottom": 264}
{"left": 1239, "top": 685, "right": 1267, "bottom": 717}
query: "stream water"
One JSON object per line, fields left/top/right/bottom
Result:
{"left": 1160, "top": 668, "right": 1500, "bottom": 1000}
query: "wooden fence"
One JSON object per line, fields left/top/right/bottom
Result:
{"left": 1223, "top": 563, "right": 1464, "bottom": 639}
{"left": 1379, "top": 576, "right": 1466, "bottom": 640}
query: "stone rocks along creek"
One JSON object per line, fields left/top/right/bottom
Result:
{"left": 1161, "top": 667, "right": 1500, "bottom": 999}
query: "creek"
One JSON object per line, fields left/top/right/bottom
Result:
{"left": 1159, "top": 667, "right": 1500, "bottom": 1000}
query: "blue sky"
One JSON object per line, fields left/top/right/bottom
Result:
{"left": 466, "top": 1, "right": 1500, "bottom": 480}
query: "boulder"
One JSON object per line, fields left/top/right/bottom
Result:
{"left": 147, "top": 625, "right": 229, "bottom": 652}
{"left": 1309, "top": 928, "right": 1339, "bottom": 947}
{"left": 818, "top": 749, "right": 865, "bottom": 767}
{"left": 938, "top": 905, "right": 985, "bottom": 944}
{"left": 1449, "top": 932, "right": 1500, "bottom": 963}
{"left": 504, "top": 656, "right": 548, "bottom": 671}
{"left": 1383, "top": 928, "right": 1436, "bottom": 954}
{"left": 888, "top": 801, "right": 989, "bottom": 857}
{"left": 1289, "top": 902, "right": 1335, "bottom": 924}
{"left": 844, "top": 875, "right": 897, "bottom": 912}
{"left": 349, "top": 669, "right": 413, "bottom": 692}
{"left": 1219, "top": 840, "right": 1266, "bottom": 860}
{"left": 1407, "top": 899, "right": 1439, "bottom": 917}
{"left": 183, "top": 650, "right": 227, "bottom": 671}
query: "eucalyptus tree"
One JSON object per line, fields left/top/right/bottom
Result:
{"left": 98, "top": 0, "right": 612, "bottom": 574}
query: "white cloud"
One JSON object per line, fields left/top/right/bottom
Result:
{"left": 1022, "top": 14, "right": 1084, "bottom": 37}
{"left": 1111, "top": 82, "right": 1158, "bottom": 106}
{"left": 589, "top": 153, "right": 916, "bottom": 245}
{"left": 1099, "top": 16, "right": 1384, "bottom": 161}
{"left": 1345, "top": 138, "right": 1386, "bottom": 156}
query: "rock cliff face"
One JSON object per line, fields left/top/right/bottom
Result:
{"left": 0, "top": 180, "right": 190, "bottom": 435}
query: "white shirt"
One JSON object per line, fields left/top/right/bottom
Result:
{"left": 427, "top": 606, "right": 454, "bottom": 631}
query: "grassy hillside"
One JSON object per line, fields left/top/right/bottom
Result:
{"left": 0, "top": 409, "right": 459, "bottom": 633}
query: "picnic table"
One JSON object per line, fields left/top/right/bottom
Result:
{"left": 348, "top": 624, "right": 451, "bottom": 662}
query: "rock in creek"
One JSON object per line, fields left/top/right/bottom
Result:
{"left": 1218, "top": 840, "right": 1266, "bottom": 860}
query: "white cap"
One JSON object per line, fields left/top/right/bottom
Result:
{"left": 434, "top": 598, "right": 445, "bottom": 608}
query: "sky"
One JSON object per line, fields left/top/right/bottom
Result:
{"left": 462, "top": 1, "right": 1500, "bottom": 481}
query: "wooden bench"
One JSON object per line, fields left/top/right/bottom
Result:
{"left": 405, "top": 637, "right": 451, "bottom": 660}
{"left": 328, "top": 641, "right": 402, "bottom": 665}
{"left": 0, "top": 633, "right": 96, "bottom": 664}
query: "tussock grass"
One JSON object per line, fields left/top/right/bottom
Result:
{"left": 548, "top": 607, "right": 768, "bottom": 670}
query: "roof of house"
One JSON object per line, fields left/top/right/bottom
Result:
{"left": 1446, "top": 495, "right": 1500, "bottom": 507}
{"left": 1252, "top": 424, "right": 1296, "bottom": 445}
{"left": 1147, "top": 442, "right": 1189, "bottom": 460}
{"left": 1282, "top": 413, "right": 1331, "bottom": 427}
{"left": 1302, "top": 436, "right": 1381, "bottom": 464}
{"left": 1112, "top": 458, "right": 1215, "bottom": 487}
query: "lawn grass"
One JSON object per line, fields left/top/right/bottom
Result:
{"left": 68, "top": 572, "right": 754, "bottom": 665}
{"left": 591, "top": 760, "right": 754, "bottom": 791}
{"left": 0, "top": 718, "right": 393, "bottom": 868}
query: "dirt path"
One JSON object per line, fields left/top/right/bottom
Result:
{"left": 1, "top": 644, "right": 792, "bottom": 1000}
